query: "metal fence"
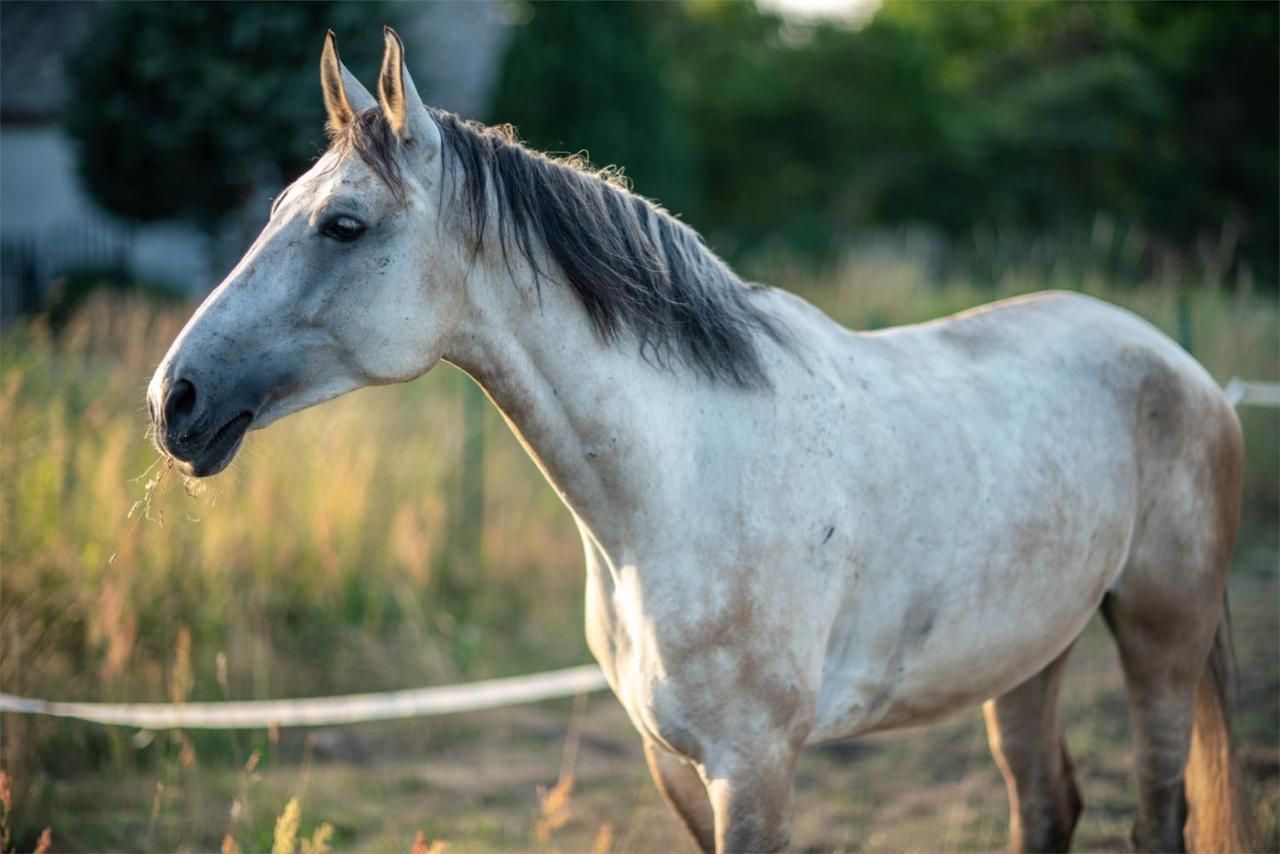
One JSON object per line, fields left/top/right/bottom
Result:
{"left": 0, "top": 223, "right": 132, "bottom": 325}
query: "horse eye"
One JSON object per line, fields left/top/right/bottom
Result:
{"left": 322, "top": 216, "right": 366, "bottom": 242}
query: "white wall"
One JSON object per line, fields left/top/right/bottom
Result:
{"left": 1, "top": 125, "right": 98, "bottom": 231}
{"left": 1, "top": 124, "right": 210, "bottom": 290}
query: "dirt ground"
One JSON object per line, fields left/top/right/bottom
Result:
{"left": 33, "top": 536, "right": 1277, "bottom": 853}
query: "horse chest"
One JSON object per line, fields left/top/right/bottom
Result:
{"left": 582, "top": 542, "right": 826, "bottom": 761}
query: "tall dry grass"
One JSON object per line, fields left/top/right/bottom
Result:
{"left": 1, "top": 255, "right": 1276, "bottom": 802}
{"left": 1, "top": 294, "right": 587, "bottom": 784}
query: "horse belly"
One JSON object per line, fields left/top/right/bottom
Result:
{"left": 807, "top": 410, "right": 1138, "bottom": 743}
{"left": 809, "top": 560, "right": 1111, "bottom": 743}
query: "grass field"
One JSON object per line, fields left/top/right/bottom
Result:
{"left": 2, "top": 255, "right": 1277, "bottom": 851}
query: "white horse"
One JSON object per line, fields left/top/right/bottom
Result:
{"left": 148, "top": 30, "right": 1253, "bottom": 853}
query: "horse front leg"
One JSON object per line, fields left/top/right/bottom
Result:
{"left": 644, "top": 739, "right": 716, "bottom": 852}
{"left": 983, "top": 643, "right": 1082, "bottom": 852}
{"left": 701, "top": 743, "right": 800, "bottom": 853}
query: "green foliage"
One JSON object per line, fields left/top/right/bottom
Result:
{"left": 491, "top": 1, "right": 697, "bottom": 218}
{"left": 492, "top": 1, "right": 1278, "bottom": 283}
{"left": 876, "top": 1, "right": 1280, "bottom": 264}
{"left": 64, "top": 1, "right": 1278, "bottom": 280}
{"left": 65, "top": 2, "right": 390, "bottom": 231}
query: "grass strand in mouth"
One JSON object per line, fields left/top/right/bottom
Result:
{"left": 111, "top": 456, "right": 174, "bottom": 565}
{"left": 111, "top": 451, "right": 210, "bottom": 565}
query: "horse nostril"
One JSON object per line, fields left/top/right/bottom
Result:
{"left": 164, "top": 378, "right": 197, "bottom": 427}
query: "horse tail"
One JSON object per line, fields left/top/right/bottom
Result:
{"left": 1185, "top": 608, "right": 1255, "bottom": 853}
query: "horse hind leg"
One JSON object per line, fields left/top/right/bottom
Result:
{"left": 1099, "top": 567, "right": 1255, "bottom": 854}
{"left": 983, "top": 644, "right": 1083, "bottom": 852}
{"left": 1102, "top": 394, "right": 1248, "bottom": 852}
{"left": 1100, "top": 584, "right": 1214, "bottom": 853}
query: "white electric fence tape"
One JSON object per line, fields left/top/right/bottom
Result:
{"left": 1224, "top": 378, "right": 1280, "bottom": 409}
{"left": 1, "top": 378, "right": 1275, "bottom": 731}
{"left": 0, "top": 665, "right": 608, "bottom": 729}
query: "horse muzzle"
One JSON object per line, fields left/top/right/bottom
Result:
{"left": 148, "top": 371, "right": 261, "bottom": 477}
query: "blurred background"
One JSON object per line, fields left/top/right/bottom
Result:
{"left": 1, "top": 1, "right": 1276, "bottom": 851}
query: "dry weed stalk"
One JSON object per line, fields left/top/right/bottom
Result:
{"left": 301, "top": 822, "right": 335, "bottom": 853}
{"left": 223, "top": 750, "right": 263, "bottom": 851}
{"left": 411, "top": 830, "right": 449, "bottom": 854}
{"left": 169, "top": 626, "right": 193, "bottom": 704}
{"left": 535, "top": 773, "right": 576, "bottom": 842}
{"left": 0, "top": 771, "right": 10, "bottom": 852}
{"left": 592, "top": 822, "right": 614, "bottom": 854}
{"left": 272, "top": 797, "right": 302, "bottom": 854}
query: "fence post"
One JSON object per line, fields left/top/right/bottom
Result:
{"left": 1177, "top": 290, "right": 1194, "bottom": 356}
{"left": 458, "top": 381, "right": 487, "bottom": 560}
{"left": 438, "top": 380, "right": 488, "bottom": 612}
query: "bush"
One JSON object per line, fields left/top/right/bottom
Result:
{"left": 65, "top": 2, "right": 390, "bottom": 233}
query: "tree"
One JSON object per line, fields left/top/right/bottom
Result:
{"left": 65, "top": 2, "right": 389, "bottom": 233}
{"left": 490, "top": 1, "right": 698, "bottom": 220}
{"left": 646, "top": 1, "right": 1278, "bottom": 282}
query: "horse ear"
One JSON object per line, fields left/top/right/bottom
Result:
{"left": 378, "top": 26, "right": 440, "bottom": 154}
{"left": 320, "top": 30, "right": 376, "bottom": 136}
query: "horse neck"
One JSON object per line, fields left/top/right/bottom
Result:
{"left": 443, "top": 248, "right": 663, "bottom": 550}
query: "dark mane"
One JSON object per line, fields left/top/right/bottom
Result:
{"left": 332, "top": 108, "right": 788, "bottom": 387}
